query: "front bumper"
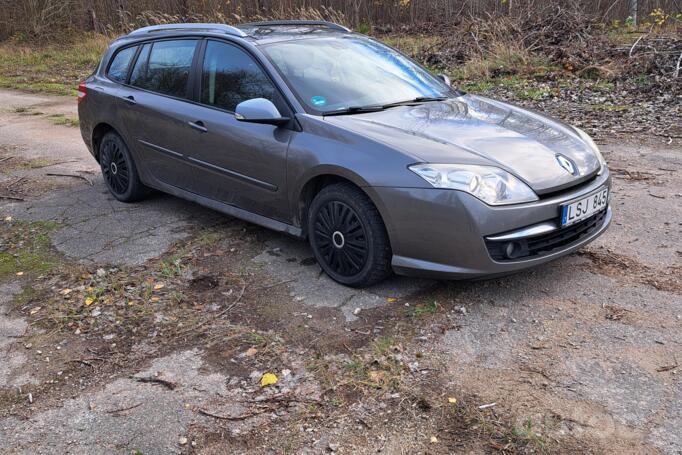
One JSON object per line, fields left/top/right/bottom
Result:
{"left": 370, "top": 169, "right": 612, "bottom": 279}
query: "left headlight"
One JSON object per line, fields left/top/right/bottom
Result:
{"left": 408, "top": 163, "right": 538, "bottom": 206}
{"left": 574, "top": 127, "right": 607, "bottom": 172}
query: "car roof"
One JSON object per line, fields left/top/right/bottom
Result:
{"left": 116, "top": 20, "right": 352, "bottom": 46}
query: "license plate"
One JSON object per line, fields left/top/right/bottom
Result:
{"left": 561, "top": 187, "right": 608, "bottom": 227}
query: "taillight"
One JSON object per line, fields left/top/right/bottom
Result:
{"left": 77, "top": 81, "right": 87, "bottom": 105}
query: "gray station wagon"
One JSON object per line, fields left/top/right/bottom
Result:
{"left": 78, "top": 20, "right": 611, "bottom": 287}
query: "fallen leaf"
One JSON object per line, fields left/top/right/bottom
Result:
{"left": 245, "top": 347, "right": 258, "bottom": 357}
{"left": 60, "top": 288, "right": 72, "bottom": 295}
{"left": 4, "top": 216, "right": 12, "bottom": 222}
{"left": 448, "top": 397, "right": 457, "bottom": 404}
{"left": 430, "top": 436, "right": 438, "bottom": 443}
{"left": 150, "top": 296, "right": 160, "bottom": 302}
{"left": 369, "top": 371, "right": 386, "bottom": 382}
{"left": 16, "top": 271, "right": 24, "bottom": 276}
{"left": 29, "top": 307, "right": 41, "bottom": 315}
{"left": 153, "top": 283, "right": 165, "bottom": 290}
{"left": 84, "top": 297, "right": 95, "bottom": 306}
{"left": 260, "top": 372, "right": 278, "bottom": 387}
{"left": 387, "top": 297, "right": 397, "bottom": 303}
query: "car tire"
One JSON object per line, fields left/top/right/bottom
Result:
{"left": 99, "top": 131, "right": 148, "bottom": 202}
{"left": 307, "top": 183, "right": 392, "bottom": 287}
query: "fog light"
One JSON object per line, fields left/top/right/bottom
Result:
{"left": 504, "top": 241, "right": 520, "bottom": 259}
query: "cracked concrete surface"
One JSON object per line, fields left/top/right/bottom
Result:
{"left": 0, "top": 282, "right": 27, "bottom": 386}
{"left": 0, "top": 350, "right": 227, "bottom": 455}
{"left": 254, "top": 237, "right": 433, "bottom": 321}
{"left": 5, "top": 178, "right": 221, "bottom": 266}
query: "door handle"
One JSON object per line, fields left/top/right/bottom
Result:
{"left": 188, "top": 120, "right": 208, "bottom": 133}
{"left": 121, "top": 95, "right": 136, "bottom": 105}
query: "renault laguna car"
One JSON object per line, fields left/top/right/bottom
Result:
{"left": 78, "top": 20, "right": 611, "bottom": 287}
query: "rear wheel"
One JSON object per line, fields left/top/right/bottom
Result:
{"left": 99, "top": 131, "right": 147, "bottom": 202}
{"left": 307, "top": 183, "right": 392, "bottom": 287}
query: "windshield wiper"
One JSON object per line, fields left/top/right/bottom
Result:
{"left": 323, "top": 105, "right": 386, "bottom": 116}
{"left": 323, "top": 96, "right": 449, "bottom": 116}
{"left": 381, "top": 96, "right": 448, "bottom": 109}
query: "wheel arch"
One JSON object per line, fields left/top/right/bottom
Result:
{"left": 294, "top": 168, "right": 393, "bottom": 241}
{"left": 91, "top": 122, "right": 117, "bottom": 162}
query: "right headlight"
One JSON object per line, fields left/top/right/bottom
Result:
{"left": 408, "top": 163, "right": 538, "bottom": 206}
{"left": 574, "top": 127, "right": 607, "bottom": 173}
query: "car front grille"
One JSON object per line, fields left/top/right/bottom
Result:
{"left": 486, "top": 209, "right": 608, "bottom": 262}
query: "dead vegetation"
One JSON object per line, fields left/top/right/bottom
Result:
{"left": 578, "top": 246, "right": 682, "bottom": 294}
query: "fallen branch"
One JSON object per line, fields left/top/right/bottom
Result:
{"left": 7, "top": 177, "right": 27, "bottom": 188}
{"left": 0, "top": 194, "right": 24, "bottom": 201}
{"left": 215, "top": 281, "right": 247, "bottom": 317}
{"left": 656, "top": 363, "right": 678, "bottom": 372}
{"left": 198, "top": 408, "right": 270, "bottom": 421}
{"left": 0, "top": 156, "right": 14, "bottom": 164}
{"left": 45, "top": 172, "right": 93, "bottom": 186}
{"left": 134, "top": 376, "right": 177, "bottom": 390}
{"left": 675, "top": 52, "right": 682, "bottom": 78}
{"left": 107, "top": 402, "right": 143, "bottom": 414}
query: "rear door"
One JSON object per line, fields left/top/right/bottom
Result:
{"left": 180, "top": 39, "right": 294, "bottom": 222}
{"left": 119, "top": 39, "right": 200, "bottom": 189}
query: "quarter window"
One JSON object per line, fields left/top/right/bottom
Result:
{"left": 107, "top": 46, "right": 137, "bottom": 83}
{"left": 130, "top": 40, "right": 197, "bottom": 98}
{"left": 201, "top": 41, "right": 276, "bottom": 112}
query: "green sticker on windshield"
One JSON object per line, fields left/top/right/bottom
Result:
{"left": 311, "top": 96, "right": 327, "bottom": 107}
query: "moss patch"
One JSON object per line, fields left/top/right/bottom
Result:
{"left": 0, "top": 220, "right": 63, "bottom": 277}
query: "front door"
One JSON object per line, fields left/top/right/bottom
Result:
{"left": 181, "top": 40, "right": 293, "bottom": 222}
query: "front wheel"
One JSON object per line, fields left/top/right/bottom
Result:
{"left": 307, "top": 183, "right": 392, "bottom": 287}
{"left": 99, "top": 131, "right": 148, "bottom": 202}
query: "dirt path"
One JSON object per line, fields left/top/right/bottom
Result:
{"left": 0, "top": 89, "right": 680, "bottom": 454}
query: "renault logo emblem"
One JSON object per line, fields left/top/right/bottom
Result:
{"left": 556, "top": 154, "right": 577, "bottom": 175}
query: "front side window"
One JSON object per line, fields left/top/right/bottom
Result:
{"left": 108, "top": 46, "right": 137, "bottom": 83}
{"left": 130, "top": 40, "right": 197, "bottom": 98}
{"left": 262, "top": 36, "right": 452, "bottom": 114}
{"left": 201, "top": 41, "right": 276, "bottom": 112}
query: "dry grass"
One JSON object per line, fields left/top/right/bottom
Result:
{"left": 0, "top": 34, "right": 108, "bottom": 95}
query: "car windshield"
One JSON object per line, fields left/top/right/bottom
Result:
{"left": 261, "top": 36, "right": 453, "bottom": 114}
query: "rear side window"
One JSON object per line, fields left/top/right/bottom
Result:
{"left": 130, "top": 44, "right": 151, "bottom": 86}
{"left": 107, "top": 46, "right": 137, "bottom": 83}
{"left": 130, "top": 40, "right": 197, "bottom": 98}
{"left": 201, "top": 41, "right": 276, "bottom": 112}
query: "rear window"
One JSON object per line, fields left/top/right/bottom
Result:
{"left": 129, "top": 40, "right": 197, "bottom": 99}
{"left": 107, "top": 46, "right": 137, "bottom": 83}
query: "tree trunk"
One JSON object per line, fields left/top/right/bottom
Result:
{"left": 629, "top": 0, "right": 639, "bottom": 26}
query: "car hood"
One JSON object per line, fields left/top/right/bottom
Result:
{"left": 323, "top": 94, "right": 601, "bottom": 194}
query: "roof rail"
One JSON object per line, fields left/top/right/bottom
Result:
{"left": 129, "top": 23, "right": 247, "bottom": 37}
{"left": 238, "top": 20, "right": 351, "bottom": 33}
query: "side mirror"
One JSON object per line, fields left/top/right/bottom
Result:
{"left": 437, "top": 73, "right": 451, "bottom": 86}
{"left": 235, "top": 98, "right": 289, "bottom": 126}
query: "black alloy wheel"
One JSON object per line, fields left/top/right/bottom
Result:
{"left": 98, "top": 131, "right": 148, "bottom": 202}
{"left": 308, "top": 183, "right": 392, "bottom": 287}
{"left": 100, "top": 137, "right": 130, "bottom": 196}
{"left": 314, "top": 200, "right": 369, "bottom": 277}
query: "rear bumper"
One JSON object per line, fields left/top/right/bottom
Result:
{"left": 370, "top": 169, "right": 612, "bottom": 280}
